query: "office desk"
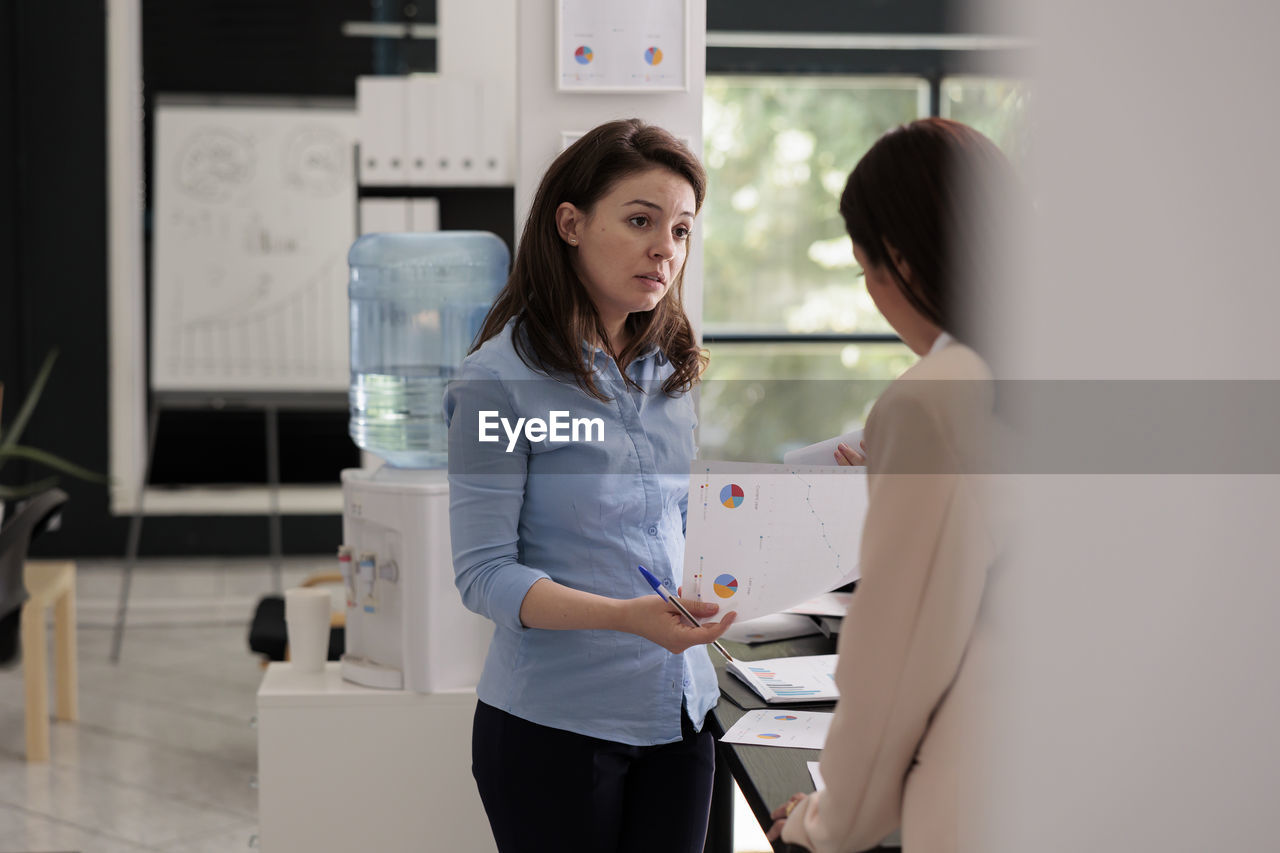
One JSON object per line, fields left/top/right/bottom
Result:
{"left": 705, "top": 634, "right": 837, "bottom": 853}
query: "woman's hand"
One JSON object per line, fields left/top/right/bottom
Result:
{"left": 766, "top": 792, "right": 807, "bottom": 844}
{"left": 622, "top": 594, "right": 736, "bottom": 654}
{"left": 834, "top": 440, "right": 868, "bottom": 466}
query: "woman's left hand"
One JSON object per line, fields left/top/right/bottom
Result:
{"left": 835, "top": 440, "right": 868, "bottom": 466}
{"left": 621, "top": 594, "right": 736, "bottom": 654}
{"left": 766, "top": 792, "right": 807, "bottom": 843}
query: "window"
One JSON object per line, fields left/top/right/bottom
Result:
{"left": 699, "top": 72, "right": 1028, "bottom": 463}
{"left": 702, "top": 76, "right": 927, "bottom": 336}
{"left": 699, "top": 75, "right": 925, "bottom": 461}
{"left": 941, "top": 76, "right": 1032, "bottom": 160}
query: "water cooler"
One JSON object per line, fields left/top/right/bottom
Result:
{"left": 257, "top": 231, "right": 509, "bottom": 853}
{"left": 338, "top": 467, "right": 495, "bottom": 690}
{"left": 338, "top": 231, "right": 509, "bottom": 692}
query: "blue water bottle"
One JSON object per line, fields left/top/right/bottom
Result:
{"left": 347, "top": 231, "right": 509, "bottom": 468}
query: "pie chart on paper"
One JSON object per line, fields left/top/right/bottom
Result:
{"left": 720, "top": 483, "right": 744, "bottom": 508}
{"left": 713, "top": 573, "right": 739, "bottom": 598}
{"left": 645, "top": 46, "right": 663, "bottom": 65}
{"left": 574, "top": 45, "right": 593, "bottom": 64}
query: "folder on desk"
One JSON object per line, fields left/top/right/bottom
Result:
{"left": 815, "top": 615, "right": 843, "bottom": 639}
{"left": 410, "top": 198, "right": 440, "bottom": 232}
{"left": 722, "top": 612, "right": 822, "bottom": 645}
{"left": 727, "top": 654, "right": 839, "bottom": 704}
{"left": 476, "top": 79, "right": 511, "bottom": 183}
{"left": 359, "top": 198, "right": 411, "bottom": 235}
{"left": 438, "top": 78, "right": 479, "bottom": 183}
{"left": 406, "top": 74, "right": 443, "bottom": 186}
{"left": 357, "top": 76, "right": 408, "bottom": 186}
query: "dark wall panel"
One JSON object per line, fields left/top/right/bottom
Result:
{"left": 0, "top": 2, "right": 19, "bottom": 430}
{"left": 143, "top": 0, "right": 388, "bottom": 97}
{"left": 708, "top": 0, "right": 948, "bottom": 35}
{"left": 3, "top": 1, "right": 115, "bottom": 559}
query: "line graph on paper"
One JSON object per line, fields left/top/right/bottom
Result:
{"left": 151, "top": 100, "right": 356, "bottom": 393}
{"left": 683, "top": 461, "right": 868, "bottom": 622}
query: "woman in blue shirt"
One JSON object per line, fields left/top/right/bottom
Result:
{"left": 444, "top": 119, "right": 736, "bottom": 853}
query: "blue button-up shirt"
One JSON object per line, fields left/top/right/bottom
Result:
{"left": 444, "top": 321, "right": 717, "bottom": 746}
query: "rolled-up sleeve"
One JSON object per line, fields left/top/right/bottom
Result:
{"left": 444, "top": 362, "right": 550, "bottom": 634}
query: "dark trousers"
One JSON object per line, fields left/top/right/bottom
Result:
{"left": 472, "top": 700, "right": 715, "bottom": 853}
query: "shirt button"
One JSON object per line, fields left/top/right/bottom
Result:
{"left": 647, "top": 525, "right": 657, "bottom": 535}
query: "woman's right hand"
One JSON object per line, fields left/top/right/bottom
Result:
{"left": 622, "top": 594, "right": 736, "bottom": 654}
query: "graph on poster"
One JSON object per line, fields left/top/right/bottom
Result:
{"left": 150, "top": 99, "right": 356, "bottom": 392}
{"left": 558, "top": 0, "right": 687, "bottom": 91}
{"left": 683, "top": 461, "right": 868, "bottom": 622}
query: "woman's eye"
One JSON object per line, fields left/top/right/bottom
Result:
{"left": 674, "top": 226, "right": 691, "bottom": 240}
{"left": 629, "top": 215, "right": 649, "bottom": 227}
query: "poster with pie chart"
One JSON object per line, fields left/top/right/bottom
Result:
{"left": 684, "top": 461, "right": 868, "bottom": 622}
{"left": 557, "top": 0, "right": 687, "bottom": 91}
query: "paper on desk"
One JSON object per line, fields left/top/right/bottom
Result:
{"left": 727, "top": 654, "right": 839, "bottom": 704}
{"left": 683, "top": 461, "right": 867, "bottom": 622}
{"left": 784, "top": 591, "right": 853, "bottom": 617}
{"left": 721, "top": 612, "right": 821, "bottom": 645}
{"left": 808, "top": 761, "right": 825, "bottom": 791}
{"left": 783, "top": 429, "right": 867, "bottom": 470}
{"left": 721, "top": 709, "right": 833, "bottom": 750}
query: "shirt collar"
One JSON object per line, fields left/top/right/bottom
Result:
{"left": 580, "top": 339, "right": 663, "bottom": 363}
{"left": 929, "top": 331, "right": 955, "bottom": 356}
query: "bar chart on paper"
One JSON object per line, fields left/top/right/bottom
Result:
{"left": 727, "top": 654, "right": 839, "bottom": 704}
{"left": 683, "top": 461, "right": 868, "bottom": 621}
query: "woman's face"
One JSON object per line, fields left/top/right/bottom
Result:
{"left": 852, "top": 241, "right": 898, "bottom": 318}
{"left": 852, "top": 239, "right": 938, "bottom": 356}
{"left": 558, "top": 166, "right": 696, "bottom": 334}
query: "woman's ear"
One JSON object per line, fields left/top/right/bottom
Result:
{"left": 556, "top": 203, "right": 584, "bottom": 247}
{"left": 884, "top": 240, "right": 913, "bottom": 285}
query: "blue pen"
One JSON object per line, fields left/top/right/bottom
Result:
{"left": 638, "top": 565, "right": 734, "bottom": 662}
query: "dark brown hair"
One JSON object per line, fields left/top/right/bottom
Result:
{"left": 840, "top": 117, "right": 1025, "bottom": 349}
{"left": 473, "top": 119, "right": 708, "bottom": 399}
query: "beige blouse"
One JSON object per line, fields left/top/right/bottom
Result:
{"left": 783, "top": 341, "right": 1001, "bottom": 853}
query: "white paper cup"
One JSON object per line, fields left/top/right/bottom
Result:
{"left": 284, "top": 587, "right": 332, "bottom": 674}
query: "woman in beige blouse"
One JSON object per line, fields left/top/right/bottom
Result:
{"left": 766, "top": 117, "right": 1025, "bottom": 852}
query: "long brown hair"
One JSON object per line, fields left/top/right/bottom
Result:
{"left": 473, "top": 119, "right": 708, "bottom": 400}
{"left": 840, "top": 117, "right": 1026, "bottom": 352}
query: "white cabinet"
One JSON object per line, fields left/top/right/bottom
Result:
{"left": 256, "top": 662, "right": 496, "bottom": 852}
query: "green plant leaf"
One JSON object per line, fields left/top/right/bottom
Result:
{"left": 0, "top": 349, "right": 58, "bottom": 457}
{"left": 0, "top": 444, "right": 110, "bottom": 484}
{"left": 0, "top": 476, "right": 59, "bottom": 501}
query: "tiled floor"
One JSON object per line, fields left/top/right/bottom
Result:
{"left": 0, "top": 558, "right": 772, "bottom": 853}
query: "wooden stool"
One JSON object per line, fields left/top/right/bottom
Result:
{"left": 21, "top": 559, "right": 78, "bottom": 762}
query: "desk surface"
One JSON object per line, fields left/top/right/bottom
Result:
{"left": 707, "top": 634, "right": 838, "bottom": 838}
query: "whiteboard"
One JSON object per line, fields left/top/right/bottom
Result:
{"left": 150, "top": 99, "right": 356, "bottom": 392}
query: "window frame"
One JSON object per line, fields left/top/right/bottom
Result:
{"left": 701, "top": 31, "right": 1030, "bottom": 353}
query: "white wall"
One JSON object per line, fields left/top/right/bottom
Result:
{"left": 106, "top": 0, "right": 148, "bottom": 516}
{"left": 979, "top": 1, "right": 1280, "bottom": 850}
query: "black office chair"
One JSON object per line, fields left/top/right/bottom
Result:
{"left": 0, "top": 488, "right": 68, "bottom": 666}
